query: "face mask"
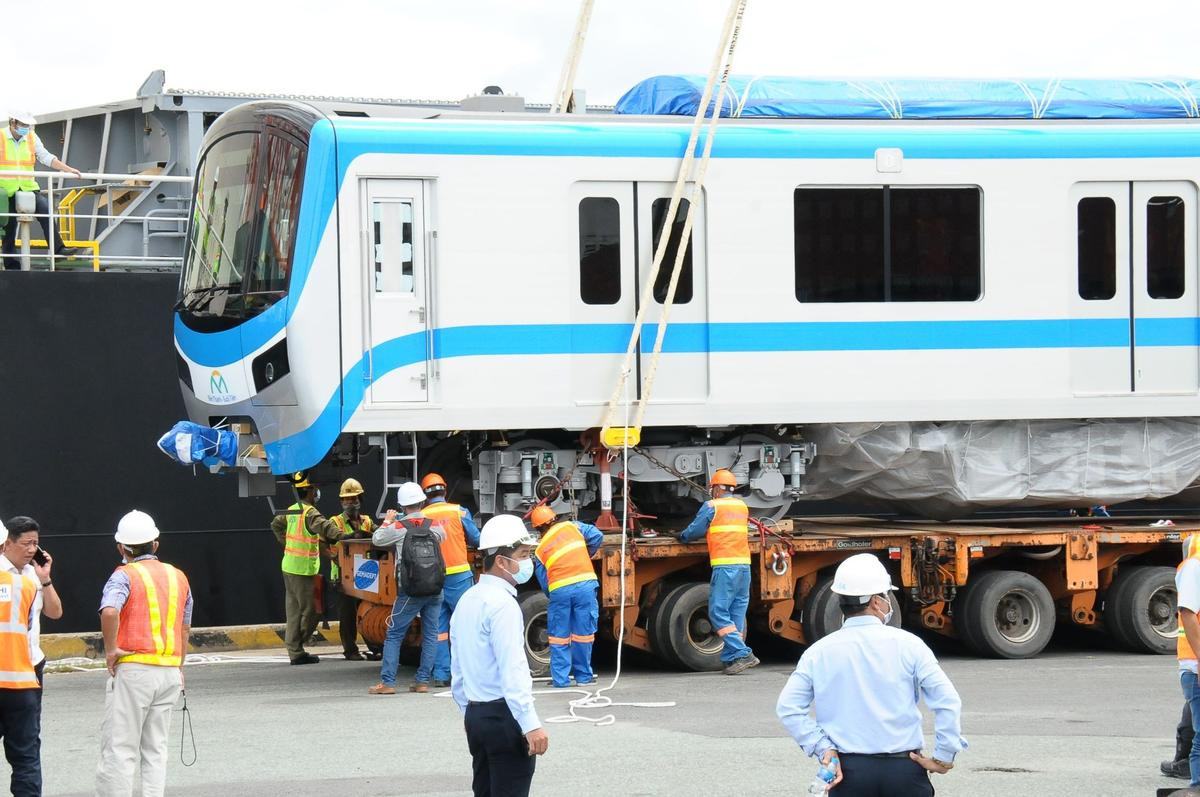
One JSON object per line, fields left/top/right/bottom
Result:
{"left": 345, "top": 501, "right": 360, "bottom": 517}
{"left": 313, "top": 489, "right": 321, "bottom": 503}
{"left": 13, "top": 125, "right": 28, "bottom": 139}
{"left": 505, "top": 556, "right": 534, "bottom": 584}
{"left": 878, "top": 595, "right": 894, "bottom": 625}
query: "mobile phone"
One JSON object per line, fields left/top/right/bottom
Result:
{"left": 31, "top": 548, "right": 47, "bottom": 567}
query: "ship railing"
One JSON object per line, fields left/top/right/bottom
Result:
{"left": 0, "top": 169, "right": 194, "bottom": 272}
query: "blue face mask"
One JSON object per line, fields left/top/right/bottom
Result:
{"left": 505, "top": 556, "right": 534, "bottom": 584}
{"left": 13, "top": 125, "right": 28, "bottom": 139}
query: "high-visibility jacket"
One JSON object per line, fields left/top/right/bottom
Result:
{"left": 535, "top": 521, "right": 598, "bottom": 592}
{"left": 0, "top": 131, "right": 40, "bottom": 194}
{"left": 115, "top": 560, "right": 190, "bottom": 668}
{"left": 329, "top": 512, "right": 375, "bottom": 581}
{"left": 423, "top": 501, "right": 473, "bottom": 575}
{"left": 705, "top": 497, "right": 751, "bottom": 566}
{"left": 1180, "top": 535, "right": 1200, "bottom": 660}
{"left": 281, "top": 503, "right": 320, "bottom": 576}
{"left": 0, "top": 571, "right": 38, "bottom": 689}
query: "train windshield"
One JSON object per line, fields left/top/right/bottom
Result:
{"left": 179, "top": 130, "right": 306, "bottom": 327}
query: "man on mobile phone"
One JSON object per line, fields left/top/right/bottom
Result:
{"left": 0, "top": 517, "right": 63, "bottom": 689}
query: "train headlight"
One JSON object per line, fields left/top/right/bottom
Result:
{"left": 251, "top": 339, "right": 290, "bottom": 393}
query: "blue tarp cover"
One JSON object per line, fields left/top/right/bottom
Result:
{"left": 157, "top": 421, "right": 238, "bottom": 468}
{"left": 614, "top": 75, "right": 1200, "bottom": 119}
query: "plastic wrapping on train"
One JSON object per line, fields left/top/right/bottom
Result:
{"left": 800, "top": 418, "right": 1200, "bottom": 516}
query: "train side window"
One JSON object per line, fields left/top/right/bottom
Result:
{"left": 371, "top": 199, "right": 415, "bottom": 294}
{"left": 889, "top": 188, "right": 981, "bottom": 301}
{"left": 1076, "top": 197, "right": 1116, "bottom": 300}
{"left": 650, "top": 198, "right": 693, "bottom": 304}
{"left": 794, "top": 188, "right": 885, "bottom": 302}
{"left": 579, "top": 197, "right": 621, "bottom": 305}
{"left": 1147, "top": 195, "right": 1186, "bottom": 299}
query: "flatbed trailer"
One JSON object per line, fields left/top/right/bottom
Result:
{"left": 339, "top": 517, "right": 1188, "bottom": 672}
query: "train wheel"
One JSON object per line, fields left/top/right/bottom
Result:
{"left": 660, "top": 583, "right": 724, "bottom": 672}
{"left": 516, "top": 590, "right": 551, "bottom": 677}
{"left": 1104, "top": 566, "right": 1176, "bottom": 654}
{"left": 958, "top": 570, "right": 1055, "bottom": 658}
{"left": 648, "top": 582, "right": 689, "bottom": 667}
{"left": 802, "top": 576, "right": 901, "bottom": 644}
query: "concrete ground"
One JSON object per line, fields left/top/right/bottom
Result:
{"left": 38, "top": 634, "right": 1189, "bottom": 796}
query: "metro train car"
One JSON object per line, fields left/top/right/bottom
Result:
{"left": 172, "top": 76, "right": 1200, "bottom": 519}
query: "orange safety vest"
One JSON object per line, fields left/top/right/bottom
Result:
{"left": 535, "top": 521, "right": 598, "bottom": 592}
{"left": 1180, "top": 536, "right": 1200, "bottom": 660}
{"left": 706, "top": 497, "right": 751, "bottom": 566}
{"left": 116, "top": 560, "right": 190, "bottom": 668}
{"left": 0, "top": 571, "right": 38, "bottom": 689}
{"left": 0, "top": 131, "right": 40, "bottom": 194}
{"left": 423, "top": 501, "right": 472, "bottom": 575}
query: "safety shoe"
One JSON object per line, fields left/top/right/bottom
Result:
{"left": 367, "top": 683, "right": 396, "bottom": 695}
{"left": 343, "top": 651, "right": 366, "bottom": 661}
{"left": 409, "top": 682, "right": 429, "bottom": 694}
{"left": 574, "top": 678, "right": 596, "bottom": 686}
{"left": 432, "top": 679, "right": 450, "bottom": 688}
{"left": 364, "top": 651, "right": 383, "bottom": 661}
{"left": 723, "top": 654, "right": 760, "bottom": 675}
{"left": 552, "top": 681, "right": 571, "bottom": 689}
{"left": 289, "top": 653, "right": 320, "bottom": 666}
{"left": 1161, "top": 758, "right": 1190, "bottom": 779}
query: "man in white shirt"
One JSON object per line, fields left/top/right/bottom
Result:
{"left": 0, "top": 517, "right": 62, "bottom": 688}
{"left": 451, "top": 515, "right": 548, "bottom": 797}
{"left": 1176, "top": 535, "right": 1200, "bottom": 787}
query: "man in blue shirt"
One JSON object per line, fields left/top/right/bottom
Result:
{"left": 776, "top": 554, "right": 967, "bottom": 796}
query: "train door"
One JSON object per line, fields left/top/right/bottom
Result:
{"left": 635, "top": 184, "right": 710, "bottom": 403}
{"left": 360, "top": 178, "right": 431, "bottom": 404}
{"left": 1131, "top": 181, "right": 1199, "bottom": 393}
{"left": 1070, "top": 183, "right": 1131, "bottom": 395}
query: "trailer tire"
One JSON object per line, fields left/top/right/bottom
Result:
{"left": 516, "top": 590, "right": 551, "bottom": 677}
{"left": 958, "top": 570, "right": 1055, "bottom": 659}
{"left": 649, "top": 583, "right": 691, "bottom": 667}
{"left": 660, "top": 583, "right": 724, "bottom": 672}
{"left": 803, "top": 577, "right": 901, "bottom": 644}
{"left": 1105, "top": 566, "right": 1177, "bottom": 655}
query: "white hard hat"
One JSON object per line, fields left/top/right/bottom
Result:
{"left": 115, "top": 510, "right": 160, "bottom": 545}
{"left": 478, "top": 514, "right": 536, "bottom": 552}
{"left": 831, "top": 553, "right": 896, "bottom": 596}
{"left": 396, "top": 482, "right": 426, "bottom": 507}
{"left": 8, "top": 110, "right": 34, "bottom": 125}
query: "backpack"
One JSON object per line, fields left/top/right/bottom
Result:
{"left": 398, "top": 517, "right": 445, "bottom": 596}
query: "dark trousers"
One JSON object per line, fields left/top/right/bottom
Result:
{"left": 1179, "top": 701, "right": 1196, "bottom": 761}
{"left": 464, "top": 700, "right": 535, "bottom": 797}
{"left": 338, "top": 589, "right": 360, "bottom": 655}
{"left": 0, "top": 687, "right": 41, "bottom": 797}
{"left": 834, "top": 753, "right": 933, "bottom": 797}
{"left": 2, "top": 190, "right": 65, "bottom": 268}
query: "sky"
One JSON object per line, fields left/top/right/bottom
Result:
{"left": 15, "top": 0, "right": 1200, "bottom": 114}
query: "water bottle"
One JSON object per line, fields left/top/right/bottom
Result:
{"left": 807, "top": 758, "right": 837, "bottom": 794}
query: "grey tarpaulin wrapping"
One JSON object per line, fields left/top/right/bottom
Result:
{"left": 798, "top": 419, "right": 1200, "bottom": 517}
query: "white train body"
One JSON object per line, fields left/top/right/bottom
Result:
{"left": 172, "top": 97, "right": 1200, "bottom": 514}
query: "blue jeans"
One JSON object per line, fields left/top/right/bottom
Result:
{"left": 546, "top": 581, "right": 600, "bottom": 687}
{"left": 1182, "top": 669, "right": 1200, "bottom": 786}
{"left": 380, "top": 590, "right": 442, "bottom": 686}
{"left": 710, "top": 565, "right": 753, "bottom": 663}
{"left": 433, "top": 572, "right": 474, "bottom": 681}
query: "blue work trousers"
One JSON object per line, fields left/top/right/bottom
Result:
{"left": 433, "top": 571, "right": 474, "bottom": 682}
{"left": 546, "top": 580, "right": 599, "bottom": 687}
{"left": 380, "top": 590, "right": 442, "bottom": 686}
{"left": 1182, "top": 669, "right": 1200, "bottom": 786}
{"left": 709, "top": 564, "right": 753, "bottom": 663}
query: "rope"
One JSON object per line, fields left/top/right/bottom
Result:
{"left": 550, "top": 0, "right": 596, "bottom": 113}
{"left": 179, "top": 688, "right": 197, "bottom": 766}
{"left": 599, "top": 0, "right": 748, "bottom": 438}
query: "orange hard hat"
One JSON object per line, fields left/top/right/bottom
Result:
{"left": 529, "top": 505, "right": 556, "bottom": 528}
{"left": 710, "top": 469, "right": 737, "bottom": 487}
{"left": 420, "top": 473, "right": 447, "bottom": 491}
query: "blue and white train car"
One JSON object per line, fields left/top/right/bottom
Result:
{"left": 172, "top": 77, "right": 1200, "bottom": 517}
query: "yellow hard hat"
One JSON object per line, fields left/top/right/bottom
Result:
{"left": 339, "top": 478, "right": 365, "bottom": 498}
{"left": 291, "top": 471, "right": 312, "bottom": 489}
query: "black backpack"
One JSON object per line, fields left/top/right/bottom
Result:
{"left": 398, "top": 517, "right": 445, "bottom": 597}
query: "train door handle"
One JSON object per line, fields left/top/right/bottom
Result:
{"left": 411, "top": 306, "right": 426, "bottom": 324}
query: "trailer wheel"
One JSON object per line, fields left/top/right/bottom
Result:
{"left": 516, "top": 590, "right": 551, "bottom": 677}
{"left": 648, "top": 583, "right": 690, "bottom": 667}
{"left": 660, "top": 583, "right": 724, "bottom": 672}
{"left": 958, "top": 570, "right": 1055, "bottom": 658}
{"left": 803, "top": 577, "right": 902, "bottom": 644}
{"left": 1105, "top": 566, "right": 1177, "bottom": 655}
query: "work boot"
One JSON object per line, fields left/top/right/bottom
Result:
{"left": 432, "top": 678, "right": 450, "bottom": 688}
{"left": 364, "top": 650, "right": 383, "bottom": 661}
{"left": 343, "top": 650, "right": 365, "bottom": 661}
{"left": 409, "top": 682, "right": 429, "bottom": 694}
{"left": 289, "top": 653, "right": 320, "bottom": 666}
{"left": 368, "top": 683, "right": 396, "bottom": 695}
{"left": 1162, "top": 758, "right": 1191, "bottom": 779}
{"left": 723, "top": 654, "right": 760, "bottom": 675}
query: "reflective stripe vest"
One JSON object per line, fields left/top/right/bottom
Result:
{"left": 535, "top": 521, "right": 598, "bottom": 592}
{"left": 115, "top": 560, "right": 190, "bottom": 668}
{"left": 1180, "top": 536, "right": 1200, "bottom": 660}
{"left": 0, "top": 571, "right": 38, "bottom": 689}
{"left": 423, "top": 502, "right": 472, "bottom": 575}
{"left": 329, "top": 513, "right": 375, "bottom": 581}
{"left": 0, "top": 132, "right": 39, "bottom": 195}
{"left": 281, "top": 503, "right": 320, "bottom": 576}
{"left": 706, "top": 497, "right": 751, "bottom": 566}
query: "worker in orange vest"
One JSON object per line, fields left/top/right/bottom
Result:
{"left": 530, "top": 506, "right": 603, "bottom": 688}
{"left": 0, "top": 518, "right": 42, "bottom": 796}
{"left": 678, "top": 469, "right": 760, "bottom": 674}
{"left": 95, "top": 510, "right": 193, "bottom": 797}
{"left": 420, "top": 472, "right": 482, "bottom": 688}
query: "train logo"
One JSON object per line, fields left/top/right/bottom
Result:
{"left": 206, "top": 370, "right": 236, "bottom": 405}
